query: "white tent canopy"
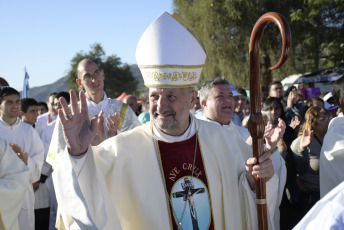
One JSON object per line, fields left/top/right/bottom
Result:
{"left": 281, "top": 74, "right": 303, "bottom": 85}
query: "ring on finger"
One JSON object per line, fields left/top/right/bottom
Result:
{"left": 66, "top": 113, "right": 73, "bottom": 119}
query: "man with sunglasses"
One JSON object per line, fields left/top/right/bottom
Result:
{"left": 47, "top": 59, "right": 140, "bottom": 168}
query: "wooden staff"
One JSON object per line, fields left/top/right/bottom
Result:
{"left": 249, "top": 12, "right": 291, "bottom": 230}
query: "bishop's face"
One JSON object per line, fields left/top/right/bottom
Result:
{"left": 202, "top": 84, "right": 234, "bottom": 125}
{"left": 149, "top": 87, "right": 196, "bottom": 136}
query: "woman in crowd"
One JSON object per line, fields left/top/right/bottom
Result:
{"left": 262, "top": 97, "right": 301, "bottom": 230}
{"left": 291, "top": 106, "right": 330, "bottom": 217}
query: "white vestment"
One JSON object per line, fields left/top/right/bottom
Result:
{"left": 320, "top": 115, "right": 344, "bottom": 198}
{"left": 0, "top": 139, "right": 29, "bottom": 230}
{"left": 293, "top": 181, "right": 344, "bottom": 229}
{"left": 34, "top": 121, "right": 53, "bottom": 211}
{"left": 196, "top": 115, "right": 286, "bottom": 229}
{"left": 0, "top": 118, "right": 44, "bottom": 230}
{"left": 47, "top": 93, "right": 140, "bottom": 168}
{"left": 41, "top": 120, "right": 59, "bottom": 230}
{"left": 36, "top": 113, "right": 57, "bottom": 136}
{"left": 52, "top": 117, "right": 280, "bottom": 230}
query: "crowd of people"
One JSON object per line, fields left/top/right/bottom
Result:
{"left": 1, "top": 11, "right": 344, "bottom": 230}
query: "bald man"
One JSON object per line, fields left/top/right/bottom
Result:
{"left": 123, "top": 94, "right": 139, "bottom": 116}
{"left": 47, "top": 59, "right": 140, "bottom": 168}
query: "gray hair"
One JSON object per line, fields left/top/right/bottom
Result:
{"left": 198, "top": 77, "right": 229, "bottom": 103}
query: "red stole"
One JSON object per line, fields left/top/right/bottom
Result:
{"left": 157, "top": 133, "right": 215, "bottom": 230}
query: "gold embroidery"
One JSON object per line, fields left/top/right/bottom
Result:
{"left": 142, "top": 71, "right": 198, "bottom": 83}
{"left": 168, "top": 167, "right": 181, "bottom": 182}
{"left": 48, "top": 151, "right": 56, "bottom": 161}
{"left": 118, "top": 103, "right": 128, "bottom": 130}
{"left": 197, "top": 132, "right": 214, "bottom": 230}
{"left": 144, "top": 83, "right": 199, "bottom": 88}
{"left": 155, "top": 140, "right": 174, "bottom": 230}
{"left": 0, "top": 208, "right": 6, "bottom": 230}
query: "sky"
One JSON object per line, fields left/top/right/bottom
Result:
{"left": 0, "top": 0, "right": 174, "bottom": 91}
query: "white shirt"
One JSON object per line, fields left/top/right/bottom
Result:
{"left": 0, "top": 118, "right": 44, "bottom": 230}
{"left": 36, "top": 112, "right": 56, "bottom": 138}
{"left": 0, "top": 138, "right": 29, "bottom": 230}
{"left": 320, "top": 115, "right": 344, "bottom": 197}
{"left": 294, "top": 181, "right": 344, "bottom": 229}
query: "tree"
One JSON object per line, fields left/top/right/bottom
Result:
{"left": 173, "top": 0, "right": 344, "bottom": 94}
{"left": 66, "top": 43, "right": 138, "bottom": 98}
{"left": 290, "top": 0, "right": 344, "bottom": 69}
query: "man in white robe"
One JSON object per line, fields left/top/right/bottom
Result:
{"left": 42, "top": 92, "right": 71, "bottom": 230}
{"left": 47, "top": 59, "right": 140, "bottom": 168}
{"left": 20, "top": 97, "right": 51, "bottom": 230}
{"left": 51, "top": 12, "right": 281, "bottom": 230}
{"left": 320, "top": 76, "right": 344, "bottom": 198}
{"left": 36, "top": 93, "right": 58, "bottom": 137}
{"left": 197, "top": 77, "right": 287, "bottom": 229}
{"left": 0, "top": 87, "right": 44, "bottom": 230}
{"left": 0, "top": 138, "right": 29, "bottom": 230}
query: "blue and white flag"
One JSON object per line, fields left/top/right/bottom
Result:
{"left": 22, "top": 69, "right": 30, "bottom": 98}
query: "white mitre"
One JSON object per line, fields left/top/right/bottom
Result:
{"left": 136, "top": 12, "right": 206, "bottom": 88}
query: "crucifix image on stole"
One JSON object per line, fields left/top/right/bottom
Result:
{"left": 157, "top": 133, "right": 215, "bottom": 230}
{"left": 172, "top": 177, "right": 205, "bottom": 230}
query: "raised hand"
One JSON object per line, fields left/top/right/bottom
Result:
{"left": 91, "top": 111, "right": 105, "bottom": 146}
{"left": 59, "top": 90, "right": 98, "bottom": 156}
{"left": 47, "top": 113, "right": 52, "bottom": 124}
{"left": 290, "top": 115, "right": 300, "bottom": 130}
{"left": 265, "top": 118, "right": 286, "bottom": 151}
{"left": 9, "top": 143, "right": 28, "bottom": 165}
{"left": 299, "top": 129, "right": 314, "bottom": 151}
{"left": 106, "top": 112, "right": 120, "bottom": 137}
{"left": 287, "top": 89, "right": 297, "bottom": 108}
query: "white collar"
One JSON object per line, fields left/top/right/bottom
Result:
{"left": 153, "top": 115, "right": 196, "bottom": 143}
{"left": 85, "top": 92, "right": 109, "bottom": 111}
{"left": 0, "top": 117, "right": 20, "bottom": 127}
{"left": 197, "top": 113, "right": 231, "bottom": 128}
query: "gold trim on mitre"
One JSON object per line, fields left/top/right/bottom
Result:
{"left": 145, "top": 82, "right": 199, "bottom": 88}
{"left": 140, "top": 67, "right": 202, "bottom": 88}
{"left": 136, "top": 12, "right": 206, "bottom": 88}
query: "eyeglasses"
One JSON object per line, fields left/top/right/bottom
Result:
{"left": 271, "top": 86, "right": 283, "bottom": 91}
{"left": 80, "top": 69, "right": 104, "bottom": 82}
